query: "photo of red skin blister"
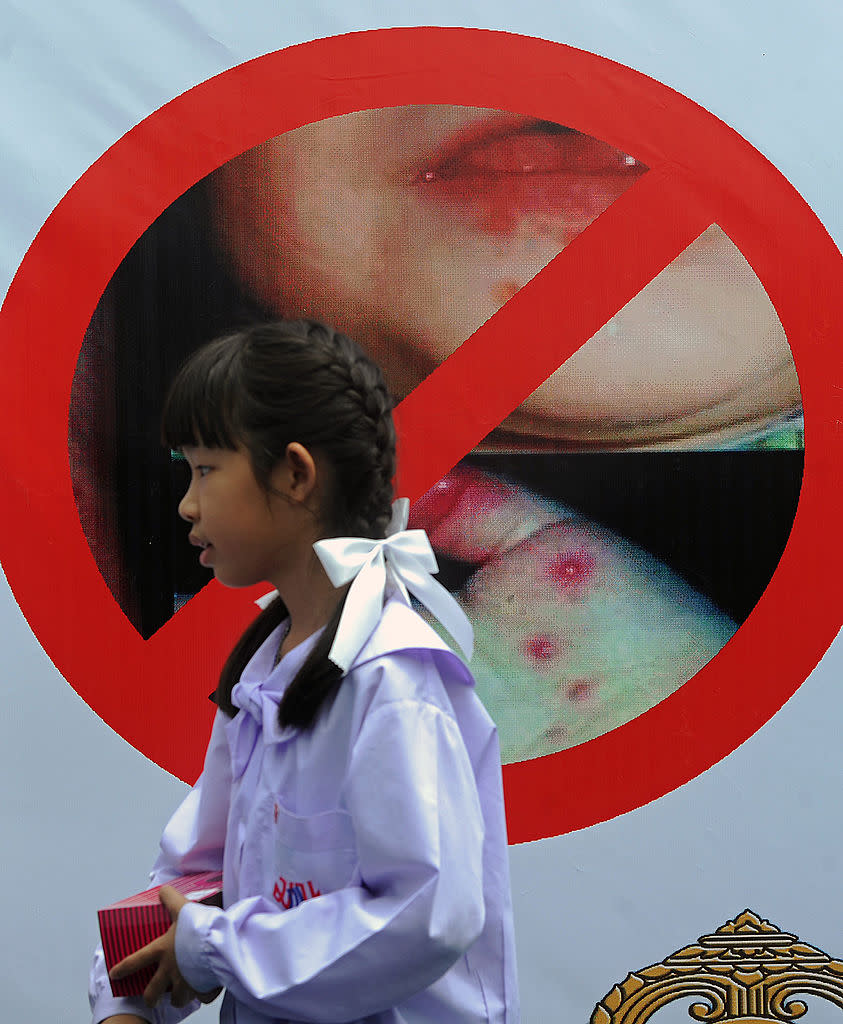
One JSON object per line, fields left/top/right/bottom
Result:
{"left": 464, "top": 521, "right": 611, "bottom": 614}
{"left": 543, "top": 542, "right": 598, "bottom": 602}
{"left": 564, "top": 678, "right": 599, "bottom": 704}
{"left": 520, "top": 632, "right": 569, "bottom": 668}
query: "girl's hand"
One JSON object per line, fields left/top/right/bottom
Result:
{"left": 109, "top": 886, "right": 221, "bottom": 1009}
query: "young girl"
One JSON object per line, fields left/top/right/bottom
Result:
{"left": 89, "top": 319, "right": 518, "bottom": 1023}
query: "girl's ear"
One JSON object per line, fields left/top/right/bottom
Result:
{"left": 275, "top": 442, "right": 318, "bottom": 502}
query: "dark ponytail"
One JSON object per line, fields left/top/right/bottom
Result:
{"left": 162, "top": 319, "right": 396, "bottom": 729}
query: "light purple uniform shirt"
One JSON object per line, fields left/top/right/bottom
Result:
{"left": 90, "top": 599, "right": 519, "bottom": 1023}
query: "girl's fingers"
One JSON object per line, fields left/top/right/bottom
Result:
{"left": 109, "top": 942, "right": 158, "bottom": 980}
{"left": 158, "top": 884, "right": 188, "bottom": 920}
{"left": 142, "top": 962, "right": 171, "bottom": 1007}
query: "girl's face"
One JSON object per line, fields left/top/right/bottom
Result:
{"left": 210, "top": 105, "right": 799, "bottom": 448}
{"left": 178, "top": 445, "right": 297, "bottom": 589}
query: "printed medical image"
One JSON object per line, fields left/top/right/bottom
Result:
{"left": 409, "top": 455, "right": 800, "bottom": 761}
{"left": 69, "top": 105, "right": 804, "bottom": 761}
{"left": 209, "top": 106, "right": 801, "bottom": 450}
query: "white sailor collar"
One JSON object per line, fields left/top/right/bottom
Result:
{"left": 344, "top": 596, "right": 475, "bottom": 688}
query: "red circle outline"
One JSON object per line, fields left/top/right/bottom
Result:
{"left": 0, "top": 28, "right": 840, "bottom": 842}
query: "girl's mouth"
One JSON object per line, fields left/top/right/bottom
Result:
{"left": 413, "top": 117, "right": 647, "bottom": 237}
{"left": 189, "top": 534, "right": 214, "bottom": 566}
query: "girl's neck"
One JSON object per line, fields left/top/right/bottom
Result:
{"left": 272, "top": 551, "right": 347, "bottom": 661}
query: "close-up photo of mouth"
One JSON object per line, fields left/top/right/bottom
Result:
{"left": 412, "top": 117, "right": 648, "bottom": 237}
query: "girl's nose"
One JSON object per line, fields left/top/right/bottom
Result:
{"left": 178, "top": 484, "right": 198, "bottom": 522}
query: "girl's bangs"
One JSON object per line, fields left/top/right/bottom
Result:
{"left": 161, "top": 342, "right": 241, "bottom": 451}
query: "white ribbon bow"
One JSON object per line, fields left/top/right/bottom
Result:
{"left": 313, "top": 498, "right": 473, "bottom": 672}
{"left": 254, "top": 500, "right": 474, "bottom": 671}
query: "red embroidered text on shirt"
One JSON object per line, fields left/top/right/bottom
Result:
{"left": 273, "top": 875, "right": 321, "bottom": 909}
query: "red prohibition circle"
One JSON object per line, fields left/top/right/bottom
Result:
{"left": 0, "top": 28, "right": 841, "bottom": 843}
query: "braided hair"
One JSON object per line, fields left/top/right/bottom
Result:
{"left": 162, "top": 319, "right": 396, "bottom": 729}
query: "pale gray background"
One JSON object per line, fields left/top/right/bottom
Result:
{"left": 0, "top": 1, "right": 841, "bottom": 1021}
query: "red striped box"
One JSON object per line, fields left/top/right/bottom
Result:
{"left": 98, "top": 871, "right": 223, "bottom": 996}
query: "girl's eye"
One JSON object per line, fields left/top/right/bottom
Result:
{"left": 196, "top": 465, "right": 212, "bottom": 477}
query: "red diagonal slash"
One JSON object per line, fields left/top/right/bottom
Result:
{"left": 395, "top": 164, "right": 712, "bottom": 498}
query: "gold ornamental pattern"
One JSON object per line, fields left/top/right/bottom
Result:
{"left": 591, "top": 910, "right": 843, "bottom": 1023}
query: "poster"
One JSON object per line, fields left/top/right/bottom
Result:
{"left": 0, "top": 2, "right": 840, "bottom": 1021}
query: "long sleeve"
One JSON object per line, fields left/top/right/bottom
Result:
{"left": 89, "top": 711, "right": 232, "bottom": 1024}
{"left": 152, "top": 709, "right": 232, "bottom": 883}
{"left": 174, "top": 673, "right": 487, "bottom": 1022}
